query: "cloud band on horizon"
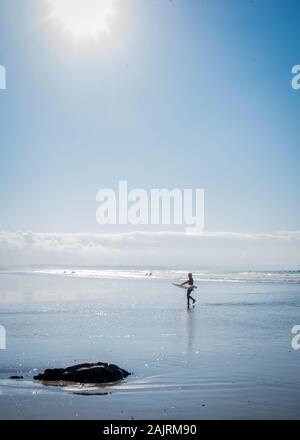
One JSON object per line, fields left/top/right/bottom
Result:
{"left": 0, "top": 230, "right": 299, "bottom": 268}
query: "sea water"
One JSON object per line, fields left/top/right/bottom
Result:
{"left": 0, "top": 267, "right": 299, "bottom": 419}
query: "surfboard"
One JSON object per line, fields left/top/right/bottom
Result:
{"left": 173, "top": 283, "right": 197, "bottom": 290}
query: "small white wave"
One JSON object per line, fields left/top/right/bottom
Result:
{"left": 3, "top": 267, "right": 300, "bottom": 284}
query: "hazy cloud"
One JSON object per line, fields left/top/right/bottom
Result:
{"left": 0, "top": 230, "right": 299, "bottom": 267}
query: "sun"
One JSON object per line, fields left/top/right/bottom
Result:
{"left": 48, "top": 0, "right": 116, "bottom": 39}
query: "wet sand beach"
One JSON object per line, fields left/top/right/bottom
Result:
{"left": 0, "top": 268, "right": 299, "bottom": 420}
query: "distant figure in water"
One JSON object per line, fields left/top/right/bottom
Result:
{"left": 180, "top": 273, "right": 196, "bottom": 307}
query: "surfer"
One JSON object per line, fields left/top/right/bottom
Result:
{"left": 180, "top": 273, "right": 196, "bottom": 307}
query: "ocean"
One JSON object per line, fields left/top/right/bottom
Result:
{"left": 0, "top": 267, "right": 299, "bottom": 419}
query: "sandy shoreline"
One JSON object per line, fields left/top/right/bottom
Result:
{"left": 0, "top": 272, "right": 299, "bottom": 419}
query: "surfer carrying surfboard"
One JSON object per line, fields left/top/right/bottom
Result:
{"left": 180, "top": 273, "right": 196, "bottom": 307}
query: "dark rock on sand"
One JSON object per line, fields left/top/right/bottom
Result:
{"left": 33, "top": 362, "right": 130, "bottom": 384}
{"left": 9, "top": 376, "right": 24, "bottom": 380}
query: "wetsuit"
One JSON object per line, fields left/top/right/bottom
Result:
{"left": 181, "top": 277, "right": 196, "bottom": 305}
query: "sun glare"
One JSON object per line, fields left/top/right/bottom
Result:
{"left": 48, "top": 0, "right": 116, "bottom": 39}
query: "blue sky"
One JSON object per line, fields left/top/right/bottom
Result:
{"left": 0, "top": 0, "right": 300, "bottom": 266}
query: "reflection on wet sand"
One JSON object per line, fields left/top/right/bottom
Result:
{"left": 181, "top": 307, "right": 195, "bottom": 354}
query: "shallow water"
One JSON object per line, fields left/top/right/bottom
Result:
{"left": 0, "top": 270, "right": 299, "bottom": 419}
